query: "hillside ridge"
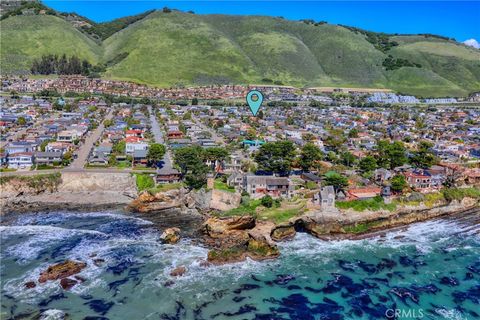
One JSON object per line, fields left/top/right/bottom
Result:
{"left": 1, "top": 4, "right": 479, "bottom": 97}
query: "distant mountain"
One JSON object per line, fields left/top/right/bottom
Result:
{"left": 1, "top": 4, "right": 479, "bottom": 97}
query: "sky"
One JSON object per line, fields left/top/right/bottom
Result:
{"left": 44, "top": 1, "right": 480, "bottom": 41}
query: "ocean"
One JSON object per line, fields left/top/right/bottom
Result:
{"left": 1, "top": 210, "right": 479, "bottom": 319}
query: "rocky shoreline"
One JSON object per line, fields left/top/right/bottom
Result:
{"left": 2, "top": 173, "right": 478, "bottom": 266}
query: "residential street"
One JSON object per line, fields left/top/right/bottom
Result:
{"left": 148, "top": 105, "right": 173, "bottom": 170}
{"left": 69, "top": 108, "right": 114, "bottom": 169}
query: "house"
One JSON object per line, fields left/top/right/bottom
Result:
{"left": 57, "top": 130, "right": 79, "bottom": 143}
{"left": 167, "top": 131, "right": 183, "bottom": 139}
{"left": 89, "top": 154, "right": 109, "bottom": 166}
{"left": 45, "top": 142, "right": 70, "bottom": 154}
{"left": 347, "top": 187, "right": 382, "bottom": 200}
{"left": 314, "top": 186, "right": 336, "bottom": 209}
{"left": 374, "top": 168, "right": 393, "bottom": 183}
{"left": 5, "top": 141, "right": 37, "bottom": 154}
{"left": 133, "top": 149, "right": 148, "bottom": 165}
{"left": 126, "top": 140, "right": 149, "bottom": 154}
{"left": 34, "top": 151, "right": 63, "bottom": 165}
{"left": 403, "top": 171, "right": 431, "bottom": 190}
{"left": 244, "top": 175, "right": 294, "bottom": 199}
{"left": 155, "top": 167, "right": 181, "bottom": 184}
{"left": 301, "top": 172, "right": 322, "bottom": 186}
{"left": 7, "top": 152, "right": 34, "bottom": 169}
{"left": 227, "top": 172, "right": 245, "bottom": 190}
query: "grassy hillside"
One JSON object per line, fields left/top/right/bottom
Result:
{"left": 0, "top": 15, "right": 102, "bottom": 74}
{"left": 1, "top": 10, "right": 480, "bottom": 97}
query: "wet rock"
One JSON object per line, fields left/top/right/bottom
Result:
{"left": 440, "top": 276, "right": 459, "bottom": 286}
{"left": 207, "top": 246, "right": 247, "bottom": 265}
{"left": 160, "top": 227, "right": 181, "bottom": 244}
{"left": 38, "top": 260, "right": 86, "bottom": 283}
{"left": 60, "top": 278, "right": 78, "bottom": 290}
{"left": 233, "top": 284, "right": 261, "bottom": 294}
{"left": 170, "top": 266, "right": 186, "bottom": 277}
{"left": 74, "top": 275, "right": 86, "bottom": 283}
{"left": 93, "top": 258, "right": 105, "bottom": 267}
{"left": 164, "top": 280, "right": 175, "bottom": 287}
{"left": 24, "top": 281, "right": 36, "bottom": 289}
{"left": 246, "top": 239, "right": 280, "bottom": 261}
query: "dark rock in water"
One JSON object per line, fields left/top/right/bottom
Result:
{"left": 376, "top": 258, "right": 397, "bottom": 271}
{"left": 440, "top": 276, "right": 459, "bottom": 286}
{"left": 164, "top": 280, "right": 175, "bottom": 287}
{"left": 465, "top": 272, "right": 474, "bottom": 280}
{"left": 356, "top": 260, "right": 377, "bottom": 274}
{"left": 24, "top": 281, "right": 36, "bottom": 289}
{"left": 74, "top": 275, "right": 86, "bottom": 283}
{"left": 467, "top": 262, "right": 480, "bottom": 274}
{"left": 452, "top": 285, "right": 480, "bottom": 304}
{"left": 378, "top": 295, "right": 389, "bottom": 303}
{"left": 233, "top": 284, "right": 261, "bottom": 294}
{"left": 287, "top": 285, "right": 301, "bottom": 290}
{"left": 273, "top": 274, "right": 295, "bottom": 285}
{"left": 106, "top": 260, "right": 135, "bottom": 275}
{"left": 304, "top": 286, "right": 322, "bottom": 293}
{"left": 84, "top": 299, "right": 114, "bottom": 315}
{"left": 159, "top": 301, "right": 186, "bottom": 320}
{"left": 39, "top": 293, "right": 67, "bottom": 307}
{"left": 348, "top": 292, "right": 390, "bottom": 319}
{"left": 254, "top": 314, "right": 289, "bottom": 320}
{"left": 232, "top": 296, "right": 246, "bottom": 303}
{"left": 322, "top": 273, "right": 354, "bottom": 294}
{"left": 411, "top": 284, "right": 440, "bottom": 294}
{"left": 60, "top": 278, "right": 78, "bottom": 290}
{"left": 469, "top": 310, "right": 480, "bottom": 318}
{"left": 251, "top": 275, "right": 261, "bottom": 282}
{"left": 212, "top": 304, "right": 257, "bottom": 318}
{"left": 108, "top": 278, "right": 129, "bottom": 292}
{"left": 338, "top": 260, "right": 355, "bottom": 272}
{"left": 389, "top": 287, "right": 420, "bottom": 304}
{"left": 93, "top": 258, "right": 105, "bottom": 267}
{"left": 84, "top": 317, "right": 109, "bottom": 320}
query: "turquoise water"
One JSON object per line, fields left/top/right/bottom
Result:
{"left": 1, "top": 210, "right": 479, "bottom": 319}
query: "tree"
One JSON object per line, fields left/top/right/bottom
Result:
{"left": 376, "top": 140, "right": 407, "bottom": 169}
{"left": 147, "top": 143, "right": 166, "bottom": 166}
{"left": 348, "top": 128, "right": 359, "bottom": 138}
{"left": 191, "top": 97, "right": 199, "bottom": 105}
{"left": 17, "top": 117, "right": 26, "bottom": 126}
{"left": 261, "top": 195, "right": 273, "bottom": 208}
{"left": 324, "top": 129, "right": 346, "bottom": 151}
{"left": 113, "top": 140, "right": 126, "bottom": 154}
{"left": 255, "top": 141, "right": 296, "bottom": 174}
{"left": 323, "top": 171, "right": 349, "bottom": 192}
{"left": 299, "top": 143, "right": 323, "bottom": 171}
{"left": 409, "top": 141, "right": 438, "bottom": 169}
{"left": 302, "top": 133, "right": 315, "bottom": 142}
{"left": 359, "top": 156, "right": 378, "bottom": 173}
{"left": 174, "top": 146, "right": 209, "bottom": 189}
{"left": 340, "top": 151, "right": 356, "bottom": 167}
{"left": 390, "top": 175, "right": 407, "bottom": 193}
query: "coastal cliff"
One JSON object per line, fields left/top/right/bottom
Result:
{"left": 0, "top": 172, "right": 137, "bottom": 214}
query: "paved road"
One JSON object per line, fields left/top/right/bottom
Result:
{"left": 194, "top": 118, "right": 225, "bottom": 145}
{"left": 148, "top": 105, "right": 173, "bottom": 170}
{"left": 70, "top": 108, "right": 114, "bottom": 169}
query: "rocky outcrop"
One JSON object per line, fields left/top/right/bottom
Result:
{"left": 210, "top": 189, "right": 241, "bottom": 211}
{"left": 38, "top": 260, "right": 86, "bottom": 283}
{"left": 170, "top": 266, "right": 186, "bottom": 277}
{"left": 160, "top": 227, "right": 181, "bottom": 244}
{"left": 203, "top": 216, "right": 279, "bottom": 264}
{"left": 271, "top": 225, "right": 296, "bottom": 241}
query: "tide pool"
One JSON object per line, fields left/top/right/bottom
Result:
{"left": 1, "top": 210, "right": 479, "bottom": 319}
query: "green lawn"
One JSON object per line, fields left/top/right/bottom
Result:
{"left": 147, "top": 182, "right": 184, "bottom": 194}
{"left": 214, "top": 179, "right": 235, "bottom": 193}
{"left": 135, "top": 173, "right": 155, "bottom": 192}
{"left": 336, "top": 196, "right": 397, "bottom": 212}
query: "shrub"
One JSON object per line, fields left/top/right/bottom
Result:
{"left": 261, "top": 195, "right": 274, "bottom": 208}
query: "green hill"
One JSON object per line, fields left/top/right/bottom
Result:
{"left": 0, "top": 15, "right": 102, "bottom": 73}
{"left": 1, "top": 9, "right": 480, "bottom": 97}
